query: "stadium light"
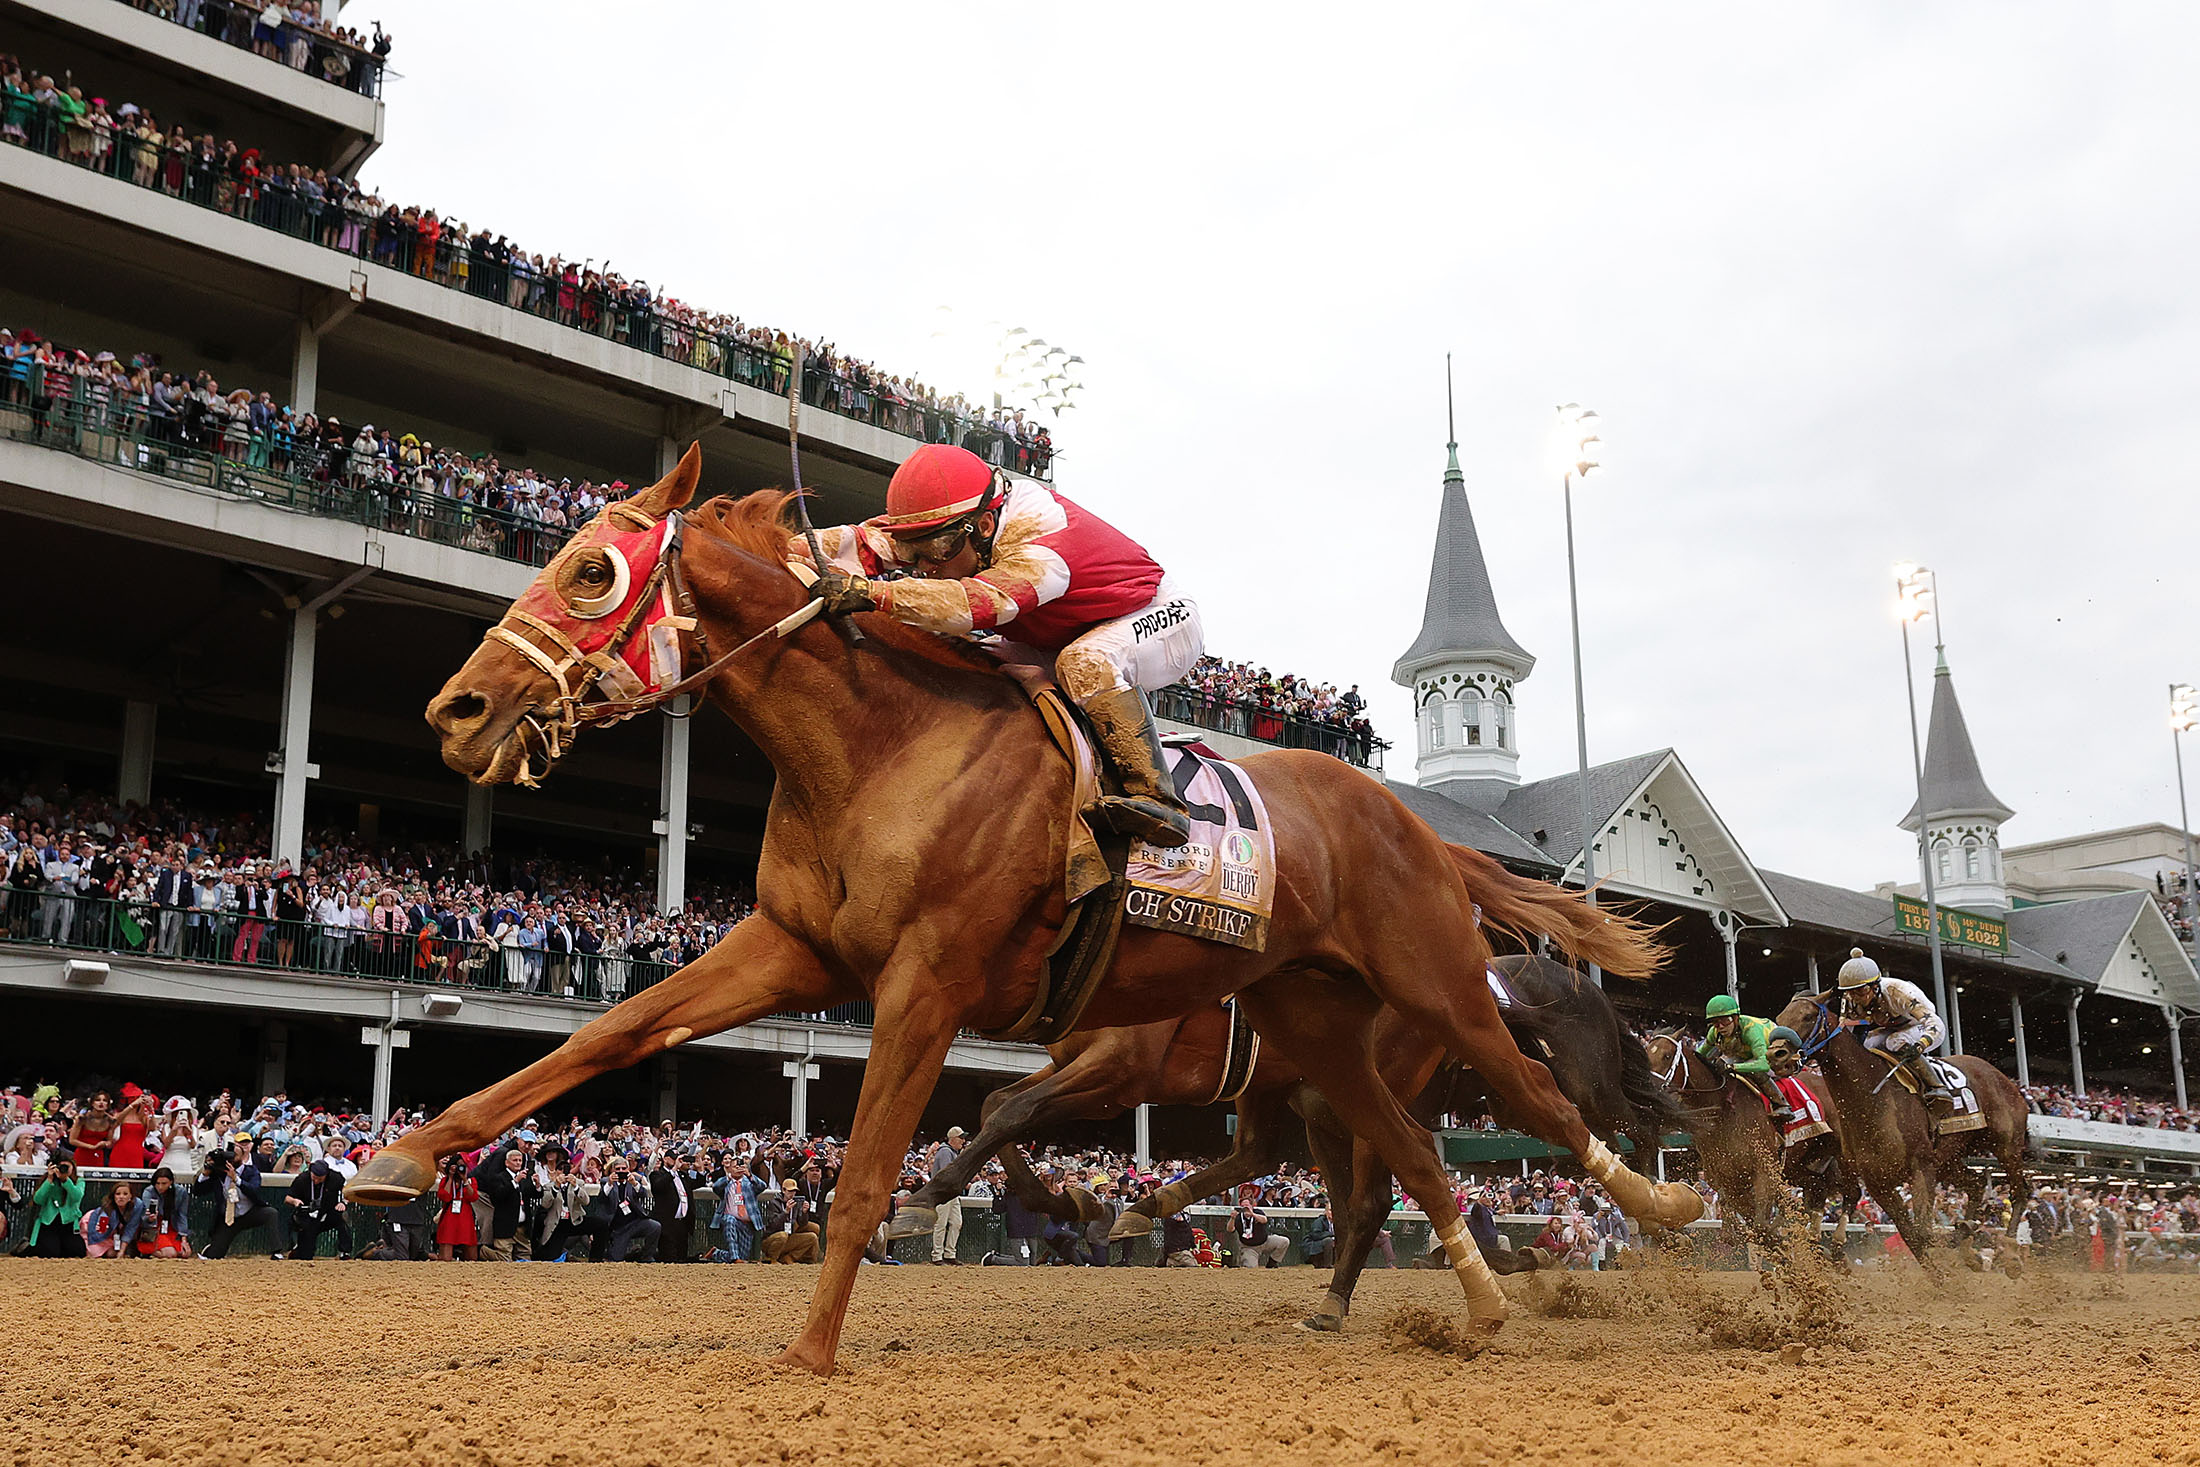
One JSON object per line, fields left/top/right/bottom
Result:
{"left": 1557, "top": 403, "right": 1602, "bottom": 985}
{"left": 1894, "top": 560, "right": 1950, "bottom": 1050}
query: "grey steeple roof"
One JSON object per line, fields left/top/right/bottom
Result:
{"left": 1391, "top": 442, "right": 1534, "bottom": 685}
{"left": 1899, "top": 655, "right": 2015, "bottom": 831}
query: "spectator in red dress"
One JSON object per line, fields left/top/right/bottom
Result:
{"left": 434, "top": 1154, "right": 481, "bottom": 1261}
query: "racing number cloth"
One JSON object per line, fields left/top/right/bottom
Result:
{"left": 1123, "top": 745, "right": 1276, "bottom": 952}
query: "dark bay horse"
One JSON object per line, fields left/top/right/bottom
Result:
{"left": 348, "top": 447, "right": 1699, "bottom": 1374}
{"left": 1642, "top": 1031, "right": 1859, "bottom": 1253}
{"left": 1775, "top": 992, "right": 2031, "bottom": 1259}
{"left": 890, "top": 953, "right": 1681, "bottom": 1326}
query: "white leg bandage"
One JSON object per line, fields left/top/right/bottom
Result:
{"left": 1434, "top": 1219, "right": 1507, "bottom": 1318}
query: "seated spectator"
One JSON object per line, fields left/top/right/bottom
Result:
{"left": 82, "top": 1178, "right": 146, "bottom": 1258}
{"left": 137, "top": 1166, "right": 192, "bottom": 1257}
{"left": 1301, "top": 1201, "right": 1337, "bottom": 1268}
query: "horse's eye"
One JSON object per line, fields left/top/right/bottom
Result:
{"left": 576, "top": 559, "right": 609, "bottom": 587}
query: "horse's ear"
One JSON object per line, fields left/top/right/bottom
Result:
{"left": 628, "top": 442, "right": 702, "bottom": 521}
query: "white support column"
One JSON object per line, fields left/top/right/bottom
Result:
{"left": 785, "top": 1052, "right": 818, "bottom": 1138}
{"left": 2168, "top": 1007, "right": 2189, "bottom": 1111}
{"left": 2066, "top": 991, "right": 2086, "bottom": 1097}
{"left": 2010, "top": 992, "right": 2030, "bottom": 1088}
{"left": 655, "top": 696, "right": 692, "bottom": 914}
{"left": 291, "top": 319, "right": 320, "bottom": 415}
{"left": 257, "top": 1020, "right": 289, "bottom": 1100}
{"left": 654, "top": 1056, "right": 679, "bottom": 1127}
{"left": 658, "top": 434, "right": 682, "bottom": 479}
{"left": 463, "top": 782, "right": 493, "bottom": 855}
{"left": 1948, "top": 983, "right": 1965, "bottom": 1056}
{"left": 1134, "top": 1103, "right": 1152, "bottom": 1168}
{"left": 1719, "top": 914, "right": 1739, "bottom": 1000}
{"left": 366, "top": 990, "right": 402, "bottom": 1125}
{"left": 273, "top": 605, "right": 319, "bottom": 873}
{"left": 119, "top": 700, "right": 156, "bottom": 805}
{"left": 1807, "top": 950, "right": 1821, "bottom": 991}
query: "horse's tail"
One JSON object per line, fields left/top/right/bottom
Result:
{"left": 1443, "top": 843, "right": 1666, "bottom": 980}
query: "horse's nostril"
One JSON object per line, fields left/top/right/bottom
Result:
{"left": 435, "top": 691, "right": 489, "bottom": 729}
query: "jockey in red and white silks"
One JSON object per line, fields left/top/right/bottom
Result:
{"left": 802, "top": 444, "right": 1204, "bottom": 847}
{"left": 1835, "top": 948, "right": 1950, "bottom": 1102}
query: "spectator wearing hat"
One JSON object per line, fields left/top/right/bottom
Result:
{"left": 648, "top": 1149, "right": 702, "bottom": 1263}
{"left": 284, "top": 1159, "right": 348, "bottom": 1259}
{"left": 756, "top": 1176, "right": 819, "bottom": 1263}
{"left": 533, "top": 1148, "right": 596, "bottom": 1262}
{"left": 924, "top": 1126, "right": 967, "bottom": 1264}
{"left": 712, "top": 1155, "right": 762, "bottom": 1262}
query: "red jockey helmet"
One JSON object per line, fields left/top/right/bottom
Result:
{"left": 877, "top": 444, "right": 1004, "bottom": 535}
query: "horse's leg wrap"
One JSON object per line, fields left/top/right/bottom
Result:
{"left": 1434, "top": 1219, "right": 1507, "bottom": 1329}
{"left": 1578, "top": 1136, "right": 1705, "bottom": 1229}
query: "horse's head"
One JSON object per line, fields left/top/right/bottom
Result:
{"left": 1775, "top": 991, "right": 1839, "bottom": 1058}
{"left": 427, "top": 443, "right": 704, "bottom": 785}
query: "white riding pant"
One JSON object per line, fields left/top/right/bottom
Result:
{"left": 1046, "top": 575, "right": 1205, "bottom": 702}
{"left": 1862, "top": 1017, "right": 1943, "bottom": 1060}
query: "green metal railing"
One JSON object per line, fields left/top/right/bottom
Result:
{"left": 3, "top": 101, "right": 1053, "bottom": 476}
{"left": 0, "top": 394, "right": 570, "bottom": 567}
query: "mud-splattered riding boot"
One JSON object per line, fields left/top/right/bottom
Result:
{"left": 1082, "top": 686, "right": 1191, "bottom": 848}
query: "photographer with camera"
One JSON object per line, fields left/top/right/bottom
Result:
{"left": 433, "top": 1153, "right": 481, "bottom": 1261}
{"left": 284, "top": 1158, "right": 349, "bottom": 1259}
{"left": 26, "top": 1157, "right": 87, "bottom": 1256}
{"left": 193, "top": 1137, "right": 276, "bottom": 1258}
{"left": 599, "top": 1155, "right": 660, "bottom": 1262}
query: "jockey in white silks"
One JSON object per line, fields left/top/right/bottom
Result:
{"left": 802, "top": 444, "right": 1204, "bottom": 848}
{"left": 1834, "top": 948, "right": 1951, "bottom": 1103}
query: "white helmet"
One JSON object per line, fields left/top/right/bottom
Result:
{"left": 1836, "top": 947, "right": 1882, "bottom": 990}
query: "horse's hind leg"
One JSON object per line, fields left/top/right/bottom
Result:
{"left": 348, "top": 915, "right": 842, "bottom": 1206}
{"left": 1240, "top": 975, "right": 1510, "bottom": 1333}
{"left": 1359, "top": 934, "right": 1703, "bottom": 1231}
{"left": 885, "top": 1064, "right": 1056, "bottom": 1238}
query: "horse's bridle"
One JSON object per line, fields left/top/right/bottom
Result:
{"left": 1649, "top": 1033, "right": 1723, "bottom": 1096}
{"left": 485, "top": 507, "right": 708, "bottom": 787}
{"left": 1795, "top": 998, "right": 1840, "bottom": 1061}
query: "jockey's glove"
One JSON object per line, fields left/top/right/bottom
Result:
{"left": 813, "top": 569, "right": 877, "bottom": 617}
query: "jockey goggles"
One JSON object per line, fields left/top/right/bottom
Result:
{"left": 891, "top": 513, "right": 986, "bottom": 568}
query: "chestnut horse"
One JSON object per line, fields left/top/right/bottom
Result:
{"left": 1642, "top": 1031, "right": 1859, "bottom": 1255}
{"left": 347, "top": 447, "right": 1698, "bottom": 1375}
{"left": 1774, "top": 992, "right": 2031, "bottom": 1259}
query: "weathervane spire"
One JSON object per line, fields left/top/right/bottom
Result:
{"left": 1445, "top": 352, "right": 1459, "bottom": 474}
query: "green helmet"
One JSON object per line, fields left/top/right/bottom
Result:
{"left": 1705, "top": 994, "right": 1741, "bottom": 1020}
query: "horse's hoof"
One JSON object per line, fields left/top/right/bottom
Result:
{"left": 1517, "top": 1246, "right": 1551, "bottom": 1271}
{"left": 1652, "top": 1181, "right": 1706, "bottom": 1228}
{"left": 882, "top": 1206, "right": 936, "bottom": 1241}
{"left": 1065, "top": 1184, "right": 1106, "bottom": 1225}
{"left": 770, "top": 1344, "right": 837, "bottom": 1378}
{"left": 1107, "top": 1211, "right": 1155, "bottom": 1241}
{"left": 1299, "top": 1312, "right": 1345, "bottom": 1333}
{"left": 344, "top": 1147, "right": 436, "bottom": 1207}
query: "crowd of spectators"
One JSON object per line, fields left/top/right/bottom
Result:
{"left": 0, "top": 53, "right": 1057, "bottom": 475}
{"left": 1, "top": 780, "right": 755, "bottom": 999}
{"left": 2026, "top": 1082, "right": 2197, "bottom": 1132}
{"left": 2, "top": 319, "right": 647, "bottom": 566}
{"left": 1157, "top": 656, "right": 1384, "bottom": 767}
{"left": 121, "top": 0, "right": 389, "bottom": 94}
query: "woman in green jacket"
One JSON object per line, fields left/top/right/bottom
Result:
{"left": 29, "top": 1160, "right": 88, "bottom": 1257}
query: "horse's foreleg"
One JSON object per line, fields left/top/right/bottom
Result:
{"left": 1113, "top": 1086, "right": 1290, "bottom": 1239}
{"left": 776, "top": 970, "right": 961, "bottom": 1377}
{"left": 347, "top": 915, "right": 841, "bottom": 1206}
{"left": 1240, "top": 978, "right": 1507, "bottom": 1335}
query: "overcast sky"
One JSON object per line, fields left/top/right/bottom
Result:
{"left": 343, "top": 2, "right": 2200, "bottom": 890}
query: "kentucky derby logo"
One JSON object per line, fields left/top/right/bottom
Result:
{"left": 1224, "top": 832, "right": 1256, "bottom": 865}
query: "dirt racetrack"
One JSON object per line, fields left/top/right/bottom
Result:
{"left": 8, "top": 1256, "right": 2199, "bottom": 1467}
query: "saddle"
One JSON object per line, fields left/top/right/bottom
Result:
{"left": 978, "top": 675, "right": 1276, "bottom": 1046}
{"left": 1874, "top": 1053, "right": 1987, "bottom": 1135}
{"left": 1773, "top": 1075, "right": 1832, "bottom": 1146}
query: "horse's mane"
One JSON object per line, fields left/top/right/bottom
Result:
{"left": 688, "top": 492, "right": 1008, "bottom": 681}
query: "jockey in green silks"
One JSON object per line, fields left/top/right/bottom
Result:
{"left": 1697, "top": 994, "right": 1795, "bottom": 1126}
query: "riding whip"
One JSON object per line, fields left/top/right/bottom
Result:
{"left": 787, "top": 346, "right": 862, "bottom": 645}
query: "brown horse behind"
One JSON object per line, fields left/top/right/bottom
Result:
{"left": 1774, "top": 993, "right": 2030, "bottom": 1259}
{"left": 347, "top": 448, "right": 1699, "bottom": 1374}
